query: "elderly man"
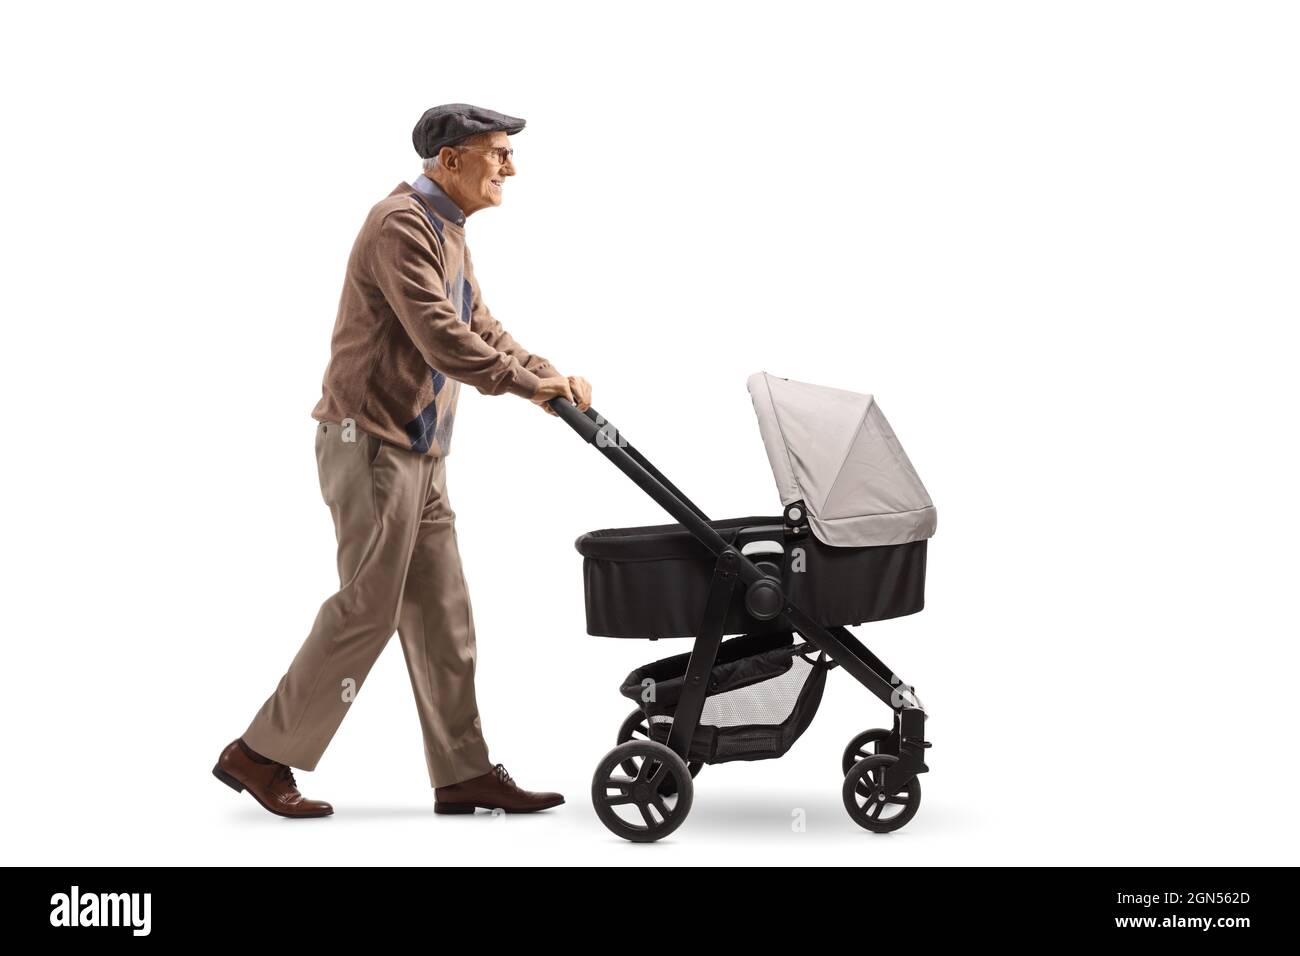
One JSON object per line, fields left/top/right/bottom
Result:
{"left": 213, "top": 104, "right": 590, "bottom": 818}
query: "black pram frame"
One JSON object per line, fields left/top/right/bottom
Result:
{"left": 549, "top": 399, "right": 931, "bottom": 843}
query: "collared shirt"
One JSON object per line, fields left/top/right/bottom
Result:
{"left": 409, "top": 173, "right": 467, "bottom": 226}
{"left": 310, "top": 176, "right": 559, "bottom": 457}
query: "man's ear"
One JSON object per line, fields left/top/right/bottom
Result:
{"left": 438, "top": 146, "right": 458, "bottom": 170}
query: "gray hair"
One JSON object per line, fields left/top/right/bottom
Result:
{"left": 423, "top": 136, "right": 486, "bottom": 173}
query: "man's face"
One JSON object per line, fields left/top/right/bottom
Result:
{"left": 441, "top": 130, "right": 516, "bottom": 212}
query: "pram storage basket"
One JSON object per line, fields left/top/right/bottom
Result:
{"left": 577, "top": 517, "right": 927, "bottom": 639}
{"left": 619, "top": 631, "right": 828, "bottom": 764}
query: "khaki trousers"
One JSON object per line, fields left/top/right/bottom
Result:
{"left": 242, "top": 421, "right": 493, "bottom": 788}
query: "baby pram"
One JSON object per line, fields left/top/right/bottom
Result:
{"left": 551, "top": 372, "right": 937, "bottom": 842}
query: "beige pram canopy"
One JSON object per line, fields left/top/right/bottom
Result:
{"left": 747, "top": 372, "right": 937, "bottom": 548}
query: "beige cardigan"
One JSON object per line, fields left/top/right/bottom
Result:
{"left": 312, "top": 178, "right": 558, "bottom": 455}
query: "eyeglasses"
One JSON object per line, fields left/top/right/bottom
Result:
{"left": 455, "top": 145, "right": 514, "bottom": 166}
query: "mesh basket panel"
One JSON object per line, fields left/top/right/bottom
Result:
{"left": 701, "top": 656, "right": 814, "bottom": 727}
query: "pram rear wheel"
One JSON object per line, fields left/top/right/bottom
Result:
{"left": 592, "top": 740, "right": 694, "bottom": 843}
{"left": 842, "top": 754, "right": 921, "bottom": 833}
{"left": 841, "top": 728, "right": 892, "bottom": 775}
{"left": 617, "top": 710, "right": 703, "bottom": 783}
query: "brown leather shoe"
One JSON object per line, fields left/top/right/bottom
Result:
{"left": 434, "top": 763, "right": 564, "bottom": 814}
{"left": 212, "top": 738, "right": 334, "bottom": 819}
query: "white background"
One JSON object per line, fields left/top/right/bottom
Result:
{"left": 2, "top": 1, "right": 1297, "bottom": 866}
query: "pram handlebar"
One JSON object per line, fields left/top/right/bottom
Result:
{"left": 547, "top": 397, "right": 769, "bottom": 587}
{"left": 546, "top": 397, "right": 710, "bottom": 521}
{"left": 545, "top": 396, "right": 603, "bottom": 442}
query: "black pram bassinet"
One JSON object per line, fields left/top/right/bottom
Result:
{"left": 551, "top": 372, "right": 937, "bottom": 842}
{"left": 577, "top": 517, "right": 928, "bottom": 639}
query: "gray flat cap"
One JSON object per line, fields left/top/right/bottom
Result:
{"left": 412, "top": 103, "right": 526, "bottom": 159}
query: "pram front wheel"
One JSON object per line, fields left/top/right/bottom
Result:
{"left": 841, "top": 728, "right": 892, "bottom": 774}
{"left": 592, "top": 740, "right": 694, "bottom": 843}
{"left": 842, "top": 754, "right": 921, "bottom": 833}
{"left": 617, "top": 710, "right": 703, "bottom": 783}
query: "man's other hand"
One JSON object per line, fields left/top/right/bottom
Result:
{"left": 531, "top": 375, "right": 575, "bottom": 416}
{"left": 567, "top": 376, "right": 592, "bottom": 412}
